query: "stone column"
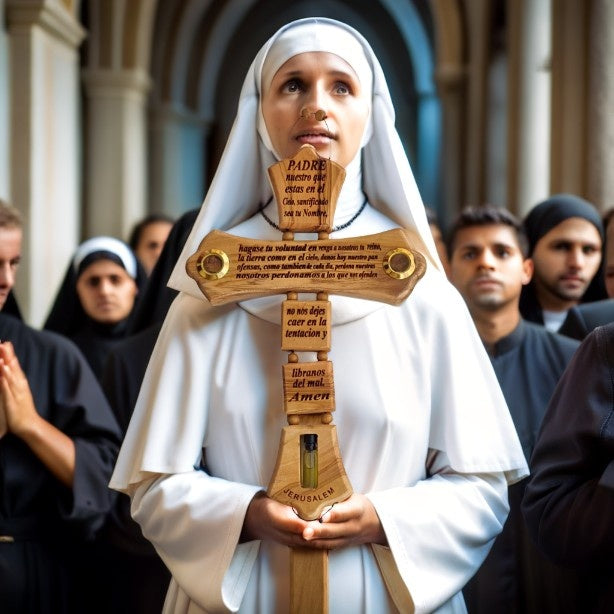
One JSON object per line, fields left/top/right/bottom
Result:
{"left": 0, "top": 0, "right": 9, "bottom": 198}
{"left": 6, "top": 0, "right": 85, "bottom": 326}
{"left": 81, "top": 68, "right": 151, "bottom": 240}
{"left": 586, "top": 0, "right": 614, "bottom": 209}
{"left": 507, "top": 0, "right": 552, "bottom": 217}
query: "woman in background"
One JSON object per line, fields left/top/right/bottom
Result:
{"left": 44, "top": 237, "right": 145, "bottom": 380}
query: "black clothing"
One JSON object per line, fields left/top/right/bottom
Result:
{"left": 464, "top": 320, "right": 580, "bottom": 614}
{"left": 558, "top": 298, "right": 614, "bottom": 341}
{"left": 70, "top": 319, "right": 130, "bottom": 381}
{"left": 0, "top": 313, "right": 121, "bottom": 614}
{"left": 487, "top": 321, "right": 579, "bottom": 462}
{"left": 90, "top": 324, "right": 170, "bottom": 614}
{"left": 522, "top": 323, "right": 614, "bottom": 614}
{"left": 3, "top": 291, "right": 22, "bottom": 320}
{"left": 76, "top": 212, "right": 198, "bottom": 613}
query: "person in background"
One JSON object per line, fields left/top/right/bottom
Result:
{"left": 128, "top": 213, "right": 174, "bottom": 276}
{"left": 426, "top": 206, "right": 450, "bottom": 277}
{"left": 0, "top": 199, "right": 122, "bottom": 614}
{"left": 44, "top": 237, "right": 146, "bottom": 380}
{"left": 522, "top": 322, "right": 614, "bottom": 613}
{"left": 91, "top": 210, "right": 198, "bottom": 614}
{"left": 447, "top": 205, "right": 580, "bottom": 614}
{"left": 520, "top": 193, "right": 604, "bottom": 332}
{"left": 559, "top": 207, "right": 614, "bottom": 340}
{"left": 110, "top": 18, "right": 527, "bottom": 613}
{"left": 0, "top": 199, "right": 22, "bottom": 320}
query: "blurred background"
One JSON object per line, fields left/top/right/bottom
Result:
{"left": 1, "top": 0, "right": 612, "bottom": 324}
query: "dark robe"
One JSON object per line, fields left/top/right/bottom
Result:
{"left": 463, "top": 320, "right": 580, "bottom": 614}
{"left": 558, "top": 298, "right": 614, "bottom": 341}
{"left": 0, "top": 313, "right": 122, "bottom": 614}
{"left": 77, "top": 211, "right": 197, "bottom": 613}
{"left": 70, "top": 318, "right": 131, "bottom": 381}
{"left": 3, "top": 291, "right": 22, "bottom": 320}
{"left": 72, "top": 324, "right": 170, "bottom": 614}
{"left": 522, "top": 323, "right": 614, "bottom": 614}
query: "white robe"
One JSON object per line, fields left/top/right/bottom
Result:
{"left": 111, "top": 206, "right": 527, "bottom": 614}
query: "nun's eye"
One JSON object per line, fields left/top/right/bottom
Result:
{"left": 334, "top": 82, "right": 350, "bottom": 95}
{"left": 283, "top": 79, "right": 302, "bottom": 93}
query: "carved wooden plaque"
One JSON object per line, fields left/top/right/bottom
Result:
{"left": 282, "top": 361, "right": 335, "bottom": 414}
{"left": 186, "top": 228, "right": 427, "bottom": 306}
{"left": 267, "top": 423, "right": 352, "bottom": 520}
{"left": 268, "top": 144, "right": 346, "bottom": 232}
{"left": 281, "top": 300, "right": 331, "bottom": 352}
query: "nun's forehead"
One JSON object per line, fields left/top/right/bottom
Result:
{"left": 259, "top": 22, "right": 372, "bottom": 95}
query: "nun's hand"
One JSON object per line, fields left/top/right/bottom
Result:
{"left": 241, "top": 491, "right": 387, "bottom": 551}
{"left": 300, "top": 493, "right": 388, "bottom": 550}
{"left": 0, "top": 341, "right": 38, "bottom": 437}
{"left": 241, "top": 491, "right": 314, "bottom": 548}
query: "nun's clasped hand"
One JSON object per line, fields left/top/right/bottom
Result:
{"left": 241, "top": 491, "right": 387, "bottom": 550}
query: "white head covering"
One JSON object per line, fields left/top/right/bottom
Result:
{"left": 168, "top": 17, "right": 443, "bottom": 298}
{"left": 72, "top": 236, "right": 137, "bottom": 279}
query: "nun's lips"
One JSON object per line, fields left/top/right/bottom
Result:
{"left": 295, "top": 133, "right": 334, "bottom": 147}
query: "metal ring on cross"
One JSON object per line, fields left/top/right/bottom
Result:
{"left": 383, "top": 247, "right": 415, "bottom": 280}
{"left": 196, "top": 249, "right": 230, "bottom": 280}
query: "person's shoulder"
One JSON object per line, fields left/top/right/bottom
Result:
{"left": 0, "top": 313, "right": 89, "bottom": 361}
{"left": 586, "top": 321, "right": 614, "bottom": 364}
{"left": 523, "top": 320, "right": 580, "bottom": 358}
{"left": 560, "top": 298, "right": 614, "bottom": 339}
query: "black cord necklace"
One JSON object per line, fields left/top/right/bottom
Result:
{"left": 258, "top": 194, "right": 369, "bottom": 233}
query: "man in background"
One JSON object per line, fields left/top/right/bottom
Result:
{"left": 0, "top": 198, "right": 121, "bottom": 613}
{"left": 559, "top": 207, "right": 614, "bottom": 339}
{"left": 520, "top": 193, "right": 604, "bottom": 332}
{"left": 447, "top": 205, "right": 580, "bottom": 614}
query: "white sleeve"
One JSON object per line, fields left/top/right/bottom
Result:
{"left": 131, "top": 471, "right": 263, "bottom": 613}
{"left": 368, "top": 454, "right": 509, "bottom": 614}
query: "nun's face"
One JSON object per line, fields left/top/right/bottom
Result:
{"left": 76, "top": 259, "right": 137, "bottom": 325}
{"left": 262, "top": 52, "right": 369, "bottom": 168}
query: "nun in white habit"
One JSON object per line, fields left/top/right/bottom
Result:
{"left": 110, "top": 18, "right": 528, "bottom": 614}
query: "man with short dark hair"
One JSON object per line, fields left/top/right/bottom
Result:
{"left": 559, "top": 207, "right": 614, "bottom": 339}
{"left": 448, "top": 205, "right": 580, "bottom": 614}
{"left": 0, "top": 198, "right": 121, "bottom": 613}
{"left": 520, "top": 193, "right": 604, "bottom": 332}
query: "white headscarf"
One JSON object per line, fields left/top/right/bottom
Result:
{"left": 168, "top": 17, "right": 443, "bottom": 298}
{"left": 72, "top": 236, "right": 137, "bottom": 279}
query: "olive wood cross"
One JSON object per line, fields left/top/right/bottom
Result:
{"left": 186, "top": 145, "right": 426, "bottom": 613}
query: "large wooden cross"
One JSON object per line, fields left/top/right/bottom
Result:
{"left": 186, "top": 145, "right": 426, "bottom": 613}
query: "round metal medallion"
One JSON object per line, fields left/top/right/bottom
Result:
{"left": 196, "top": 249, "right": 229, "bottom": 280}
{"left": 383, "top": 248, "right": 415, "bottom": 279}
